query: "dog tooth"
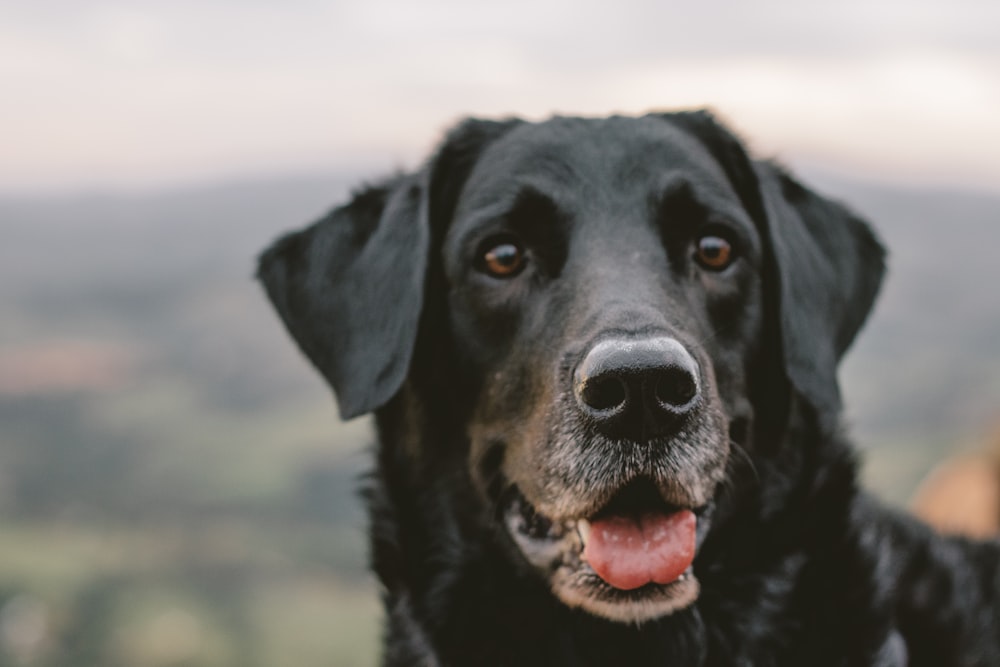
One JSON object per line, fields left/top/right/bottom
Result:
{"left": 577, "top": 519, "right": 591, "bottom": 547}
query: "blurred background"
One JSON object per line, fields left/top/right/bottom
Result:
{"left": 1, "top": 1, "right": 998, "bottom": 665}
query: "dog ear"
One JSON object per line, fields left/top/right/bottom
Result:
{"left": 753, "top": 163, "right": 886, "bottom": 426}
{"left": 257, "top": 174, "right": 428, "bottom": 419}
{"left": 665, "top": 110, "right": 886, "bottom": 426}
{"left": 257, "top": 118, "right": 522, "bottom": 420}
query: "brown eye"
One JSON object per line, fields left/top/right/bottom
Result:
{"left": 694, "top": 235, "right": 734, "bottom": 271}
{"left": 481, "top": 240, "right": 525, "bottom": 277}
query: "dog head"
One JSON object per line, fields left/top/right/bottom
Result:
{"left": 258, "top": 111, "right": 884, "bottom": 624}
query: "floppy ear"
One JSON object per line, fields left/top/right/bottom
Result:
{"left": 753, "top": 163, "right": 886, "bottom": 425}
{"left": 664, "top": 109, "right": 886, "bottom": 426}
{"left": 257, "top": 174, "right": 429, "bottom": 419}
{"left": 257, "top": 117, "right": 523, "bottom": 420}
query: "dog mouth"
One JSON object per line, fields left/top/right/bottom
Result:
{"left": 502, "top": 477, "right": 712, "bottom": 624}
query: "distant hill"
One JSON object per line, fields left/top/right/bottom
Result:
{"left": 1, "top": 167, "right": 998, "bottom": 512}
{"left": 0, "top": 169, "right": 996, "bottom": 666}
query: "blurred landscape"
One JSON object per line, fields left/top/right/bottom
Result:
{"left": 0, "top": 170, "right": 998, "bottom": 666}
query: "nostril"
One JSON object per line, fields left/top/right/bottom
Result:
{"left": 653, "top": 368, "right": 698, "bottom": 410}
{"left": 573, "top": 336, "right": 701, "bottom": 439}
{"left": 579, "top": 376, "right": 627, "bottom": 412}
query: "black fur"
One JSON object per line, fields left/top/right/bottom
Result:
{"left": 259, "top": 111, "right": 1000, "bottom": 666}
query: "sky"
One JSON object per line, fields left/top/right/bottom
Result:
{"left": 2, "top": 0, "right": 998, "bottom": 194}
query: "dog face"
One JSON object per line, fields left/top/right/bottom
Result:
{"left": 258, "top": 111, "right": 884, "bottom": 625}
{"left": 443, "top": 117, "right": 763, "bottom": 620}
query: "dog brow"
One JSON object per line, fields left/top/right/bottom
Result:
{"left": 649, "top": 177, "right": 706, "bottom": 233}
{"left": 502, "top": 185, "right": 567, "bottom": 234}
{"left": 651, "top": 175, "right": 749, "bottom": 233}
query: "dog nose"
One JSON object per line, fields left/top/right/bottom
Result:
{"left": 573, "top": 337, "right": 700, "bottom": 440}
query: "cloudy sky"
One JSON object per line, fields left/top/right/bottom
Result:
{"left": 2, "top": 0, "right": 998, "bottom": 193}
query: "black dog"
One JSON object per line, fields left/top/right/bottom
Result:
{"left": 259, "top": 111, "right": 1000, "bottom": 666}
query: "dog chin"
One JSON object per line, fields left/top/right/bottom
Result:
{"left": 552, "top": 570, "right": 700, "bottom": 625}
{"left": 502, "top": 487, "right": 708, "bottom": 624}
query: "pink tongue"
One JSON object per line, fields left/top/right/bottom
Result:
{"left": 582, "top": 510, "right": 696, "bottom": 591}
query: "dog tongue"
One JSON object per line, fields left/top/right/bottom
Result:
{"left": 582, "top": 510, "right": 696, "bottom": 591}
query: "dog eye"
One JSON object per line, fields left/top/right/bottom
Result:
{"left": 479, "top": 239, "right": 526, "bottom": 278}
{"left": 694, "top": 235, "right": 734, "bottom": 271}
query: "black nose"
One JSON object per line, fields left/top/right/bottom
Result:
{"left": 573, "top": 337, "right": 700, "bottom": 440}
